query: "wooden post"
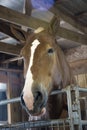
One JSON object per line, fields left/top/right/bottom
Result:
{"left": 7, "top": 72, "right": 23, "bottom": 123}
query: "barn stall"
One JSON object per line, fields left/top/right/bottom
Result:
{"left": 0, "top": 0, "right": 87, "bottom": 130}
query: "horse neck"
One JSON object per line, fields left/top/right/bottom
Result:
{"left": 56, "top": 45, "right": 75, "bottom": 88}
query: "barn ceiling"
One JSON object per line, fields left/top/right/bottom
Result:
{"left": 0, "top": 0, "right": 87, "bottom": 74}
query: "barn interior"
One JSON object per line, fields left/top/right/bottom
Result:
{"left": 0, "top": 0, "right": 87, "bottom": 129}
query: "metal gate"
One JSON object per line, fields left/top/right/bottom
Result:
{"left": 0, "top": 85, "right": 87, "bottom": 130}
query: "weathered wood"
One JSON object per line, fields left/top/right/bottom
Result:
{"left": 0, "top": 42, "right": 22, "bottom": 55}
{"left": 22, "top": 0, "right": 33, "bottom": 31}
{"left": 75, "top": 74, "right": 87, "bottom": 88}
{"left": 0, "top": 68, "right": 23, "bottom": 73}
{"left": 25, "top": 0, "right": 32, "bottom": 16}
{"left": 0, "top": 5, "right": 49, "bottom": 29}
{"left": 50, "top": 6, "right": 87, "bottom": 33}
{"left": 69, "top": 59, "right": 87, "bottom": 75}
{"left": 56, "top": 27, "right": 87, "bottom": 45}
{"left": 1, "top": 56, "right": 23, "bottom": 64}
{"left": 0, "top": 20, "right": 19, "bottom": 40}
{"left": 7, "top": 72, "right": 23, "bottom": 123}
{"left": 65, "top": 45, "right": 87, "bottom": 62}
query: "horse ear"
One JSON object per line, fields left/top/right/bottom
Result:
{"left": 11, "top": 25, "right": 27, "bottom": 42}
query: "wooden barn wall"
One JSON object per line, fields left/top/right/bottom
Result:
{"left": 0, "top": 71, "right": 8, "bottom": 83}
{"left": 75, "top": 74, "right": 87, "bottom": 87}
{"left": 7, "top": 72, "right": 23, "bottom": 123}
{"left": 0, "top": 91, "right": 7, "bottom": 121}
{"left": 0, "top": 70, "right": 27, "bottom": 123}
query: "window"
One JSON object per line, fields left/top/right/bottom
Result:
{"left": 0, "top": 83, "right": 7, "bottom": 122}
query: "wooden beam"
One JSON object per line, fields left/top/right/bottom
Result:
{"left": 7, "top": 72, "right": 23, "bottom": 123}
{"left": 65, "top": 45, "right": 87, "bottom": 62}
{"left": 25, "top": 0, "right": 32, "bottom": 16}
{"left": 0, "top": 36, "right": 9, "bottom": 40}
{"left": 1, "top": 56, "right": 23, "bottom": 64}
{"left": 69, "top": 59, "right": 87, "bottom": 75}
{"left": 65, "top": 46, "right": 87, "bottom": 74}
{"left": 50, "top": 5, "right": 87, "bottom": 33}
{"left": 56, "top": 27, "right": 87, "bottom": 45}
{"left": 0, "top": 68, "right": 23, "bottom": 73}
{"left": 0, "top": 42, "right": 22, "bottom": 55}
{"left": 0, "top": 5, "right": 49, "bottom": 29}
{"left": 0, "top": 20, "right": 19, "bottom": 40}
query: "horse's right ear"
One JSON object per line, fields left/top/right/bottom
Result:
{"left": 11, "top": 25, "right": 28, "bottom": 42}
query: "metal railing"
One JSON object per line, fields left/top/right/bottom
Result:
{"left": 0, "top": 85, "right": 87, "bottom": 130}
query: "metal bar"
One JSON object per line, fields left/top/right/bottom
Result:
{"left": 1, "top": 86, "right": 87, "bottom": 130}
{"left": 66, "top": 86, "right": 74, "bottom": 130}
{"left": 0, "top": 119, "right": 70, "bottom": 129}
{"left": 75, "top": 86, "right": 83, "bottom": 129}
{"left": 79, "top": 87, "right": 87, "bottom": 92}
{"left": 0, "top": 97, "right": 21, "bottom": 105}
{"left": 81, "top": 120, "right": 87, "bottom": 125}
{"left": 0, "top": 89, "right": 66, "bottom": 106}
{"left": 0, "top": 86, "right": 87, "bottom": 107}
{"left": 51, "top": 89, "right": 65, "bottom": 95}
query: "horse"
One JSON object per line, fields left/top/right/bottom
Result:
{"left": 11, "top": 26, "right": 75, "bottom": 129}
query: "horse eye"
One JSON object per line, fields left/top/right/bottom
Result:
{"left": 48, "top": 48, "right": 54, "bottom": 54}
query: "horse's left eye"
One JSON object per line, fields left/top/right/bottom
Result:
{"left": 48, "top": 48, "right": 54, "bottom": 54}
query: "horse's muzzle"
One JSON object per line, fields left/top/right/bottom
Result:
{"left": 21, "top": 86, "right": 48, "bottom": 116}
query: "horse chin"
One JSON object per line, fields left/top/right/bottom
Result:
{"left": 26, "top": 107, "right": 46, "bottom": 117}
{"left": 33, "top": 107, "right": 46, "bottom": 116}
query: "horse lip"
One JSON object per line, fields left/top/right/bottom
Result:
{"left": 22, "top": 103, "right": 46, "bottom": 116}
{"left": 29, "top": 107, "right": 46, "bottom": 116}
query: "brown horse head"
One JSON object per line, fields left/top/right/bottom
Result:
{"left": 11, "top": 26, "right": 74, "bottom": 116}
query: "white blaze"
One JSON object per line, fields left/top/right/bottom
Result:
{"left": 23, "top": 39, "right": 40, "bottom": 110}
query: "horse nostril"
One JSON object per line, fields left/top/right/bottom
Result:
{"left": 34, "top": 91, "right": 43, "bottom": 102}
{"left": 34, "top": 90, "right": 47, "bottom": 109}
{"left": 21, "top": 94, "right": 26, "bottom": 106}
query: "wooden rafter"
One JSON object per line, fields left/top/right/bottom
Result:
{"left": 1, "top": 56, "right": 23, "bottom": 64}
{"left": 0, "top": 20, "right": 19, "bottom": 40}
{"left": 24, "top": 0, "right": 32, "bottom": 16}
{"left": 50, "top": 6, "right": 87, "bottom": 34}
{"left": 0, "top": 5, "right": 49, "bottom": 29}
{"left": 0, "top": 26, "right": 87, "bottom": 56}
{"left": 0, "top": 42, "right": 22, "bottom": 55}
{"left": 56, "top": 27, "right": 87, "bottom": 45}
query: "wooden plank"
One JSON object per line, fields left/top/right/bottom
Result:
{"left": 69, "top": 59, "right": 87, "bottom": 75}
{"left": 75, "top": 74, "right": 87, "bottom": 88}
{"left": 0, "top": 5, "right": 49, "bottom": 29}
{"left": 1, "top": 56, "right": 23, "bottom": 64}
{"left": 56, "top": 27, "right": 87, "bottom": 45}
{"left": 7, "top": 72, "right": 23, "bottom": 123}
{"left": 0, "top": 68, "right": 23, "bottom": 73}
{"left": 50, "top": 6, "right": 87, "bottom": 33}
{"left": 0, "top": 42, "right": 22, "bottom": 55}
{"left": 0, "top": 20, "right": 20, "bottom": 40}
{"left": 24, "top": 0, "right": 32, "bottom": 16}
{"left": 65, "top": 45, "right": 87, "bottom": 62}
